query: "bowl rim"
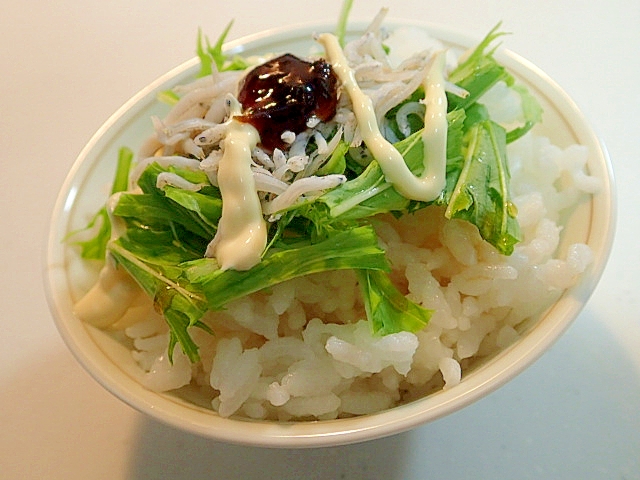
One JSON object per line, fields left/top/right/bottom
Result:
{"left": 44, "top": 19, "right": 616, "bottom": 448}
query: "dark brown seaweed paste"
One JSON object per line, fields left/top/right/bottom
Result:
{"left": 237, "top": 54, "right": 339, "bottom": 151}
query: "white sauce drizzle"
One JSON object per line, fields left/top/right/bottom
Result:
{"left": 74, "top": 193, "right": 140, "bottom": 327}
{"left": 205, "top": 96, "right": 267, "bottom": 270}
{"left": 317, "top": 33, "right": 447, "bottom": 202}
{"left": 74, "top": 260, "right": 141, "bottom": 328}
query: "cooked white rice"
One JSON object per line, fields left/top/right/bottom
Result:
{"left": 120, "top": 126, "right": 598, "bottom": 420}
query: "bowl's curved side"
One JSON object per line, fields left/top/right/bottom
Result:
{"left": 44, "top": 21, "right": 615, "bottom": 448}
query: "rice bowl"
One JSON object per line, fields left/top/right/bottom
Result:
{"left": 44, "top": 19, "right": 615, "bottom": 447}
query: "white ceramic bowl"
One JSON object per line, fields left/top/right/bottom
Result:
{"left": 44, "top": 21, "right": 615, "bottom": 448}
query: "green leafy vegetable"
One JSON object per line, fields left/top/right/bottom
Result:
{"left": 358, "top": 270, "right": 432, "bottom": 335}
{"left": 157, "top": 89, "right": 180, "bottom": 106}
{"left": 445, "top": 120, "right": 520, "bottom": 255}
{"left": 447, "top": 23, "right": 543, "bottom": 145}
{"left": 316, "top": 140, "right": 349, "bottom": 176}
{"left": 186, "top": 225, "right": 390, "bottom": 310}
{"left": 196, "top": 21, "right": 250, "bottom": 77}
{"left": 336, "top": 0, "right": 354, "bottom": 47}
{"left": 69, "top": 147, "right": 133, "bottom": 260}
{"left": 108, "top": 240, "right": 210, "bottom": 362}
{"left": 314, "top": 109, "right": 466, "bottom": 223}
{"left": 71, "top": 209, "right": 110, "bottom": 260}
{"left": 447, "top": 24, "right": 510, "bottom": 110}
{"left": 505, "top": 84, "right": 544, "bottom": 143}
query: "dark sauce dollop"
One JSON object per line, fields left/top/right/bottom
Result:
{"left": 237, "top": 53, "right": 339, "bottom": 151}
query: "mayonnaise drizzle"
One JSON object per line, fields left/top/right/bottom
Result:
{"left": 205, "top": 96, "right": 267, "bottom": 270}
{"left": 74, "top": 192, "right": 140, "bottom": 327}
{"left": 317, "top": 33, "right": 447, "bottom": 202}
{"left": 73, "top": 260, "right": 141, "bottom": 328}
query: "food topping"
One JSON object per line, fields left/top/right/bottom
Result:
{"left": 237, "top": 53, "right": 339, "bottom": 151}
{"left": 205, "top": 97, "right": 267, "bottom": 271}
{"left": 317, "top": 33, "right": 447, "bottom": 203}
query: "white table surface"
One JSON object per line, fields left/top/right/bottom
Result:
{"left": 1, "top": 1, "right": 638, "bottom": 478}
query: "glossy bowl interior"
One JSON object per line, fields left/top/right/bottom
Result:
{"left": 44, "top": 21, "right": 615, "bottom": 447}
